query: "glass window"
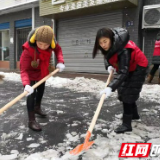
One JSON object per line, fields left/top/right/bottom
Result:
{"left": 0, "top": 30, "right": 9, "bottom": 61}
{"left": 16, "top": 27, "right": 31, "bottom": 61}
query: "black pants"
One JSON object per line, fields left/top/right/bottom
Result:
{"left": 27, "top": 81, "right": 45, "bottom": 112}
{"left": 150, "top": 64, "right": 160, "bottom": 78}
{"left": 123, "top": 102, "right": 137, "bottom": 115}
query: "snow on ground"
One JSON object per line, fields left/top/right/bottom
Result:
{"left": 0, "top": 72, "right": 160, "bottom": 160}
{"left": 0, "top": 72, "right": 105, "bottom": 94}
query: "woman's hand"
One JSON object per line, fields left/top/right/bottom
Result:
{"left": 24, "top": 85, "right": 34, "bottom": 96}
{"left": 100, "top": 87, "right": 112, "bottom": 98}
{"left": 56, "top": 63, "right": 65, "bottom": 72}
{"left": 108, "top": 66, "right": 116, "bottom": 74}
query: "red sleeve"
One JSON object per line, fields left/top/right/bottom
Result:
{"left": 20, "top": 49, "right": 31, "bottom": 86}
{"left": 53, "top": 43, "right": 64, "bottom": 63}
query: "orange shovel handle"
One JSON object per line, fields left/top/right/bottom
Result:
{"left": 88, "top": 70, "right": 113, "bottom": 133}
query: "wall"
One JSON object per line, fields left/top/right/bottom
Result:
{"left": 35, "top": 7, "right": 52, "bottom": 27}
{"left": 143, "top": 0, "right": 160, "bottom": 65}
{"left": 122, "top": 0, "right": 143, "bottom": 48}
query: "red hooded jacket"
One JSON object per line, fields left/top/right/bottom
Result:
{"left": 153, "top": 40, "right": 160, "bottom": 56}
{"left": 108, "top": 40, "right": 148, "bottom": 72}
{"left": 20, "top": 42, "right": 64, "bottom": 86}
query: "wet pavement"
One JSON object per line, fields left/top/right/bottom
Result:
{"left": 0, "top": 78, "right": 160, "bottom": 158}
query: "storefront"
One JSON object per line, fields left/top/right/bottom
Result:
{"left": 0, "top": 0, "right": 52, "bottom": 70}
{"left": 40, "top": 0, "right": 139, "bottom": 73}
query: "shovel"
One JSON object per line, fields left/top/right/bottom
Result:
{"left": 70, "top": 70, "right": 113, "bottom": 155}
{"left": 0, "top": 68, "right": 59, "bottom": 115}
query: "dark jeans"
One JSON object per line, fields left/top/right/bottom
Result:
{"left": 27, "top": 81, "right": 45, "bottom": 112}
{"left": 123, "top": 102, "right": 137, "bottom": 115}
{"left": 150, "top": 64, "right": 160, "bottom": 78}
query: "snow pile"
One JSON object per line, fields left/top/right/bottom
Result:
{"left": 0, "top": 72, "right": 105, "bottom": 94}
{"left": 47, "top": 76, "right": 106, "bottom": 94}
{"left": 1, "top": 72, "right": 160, "bottom": 99}
{"left": 141, "top": 84, "right": 160, "bottom": 103}
{"left": 0, "top": 72, "right": 21, "bottom": 82}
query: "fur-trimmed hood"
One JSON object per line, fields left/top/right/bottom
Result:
{"left": 105, "top": 27, "right": 129, "bottom": 60}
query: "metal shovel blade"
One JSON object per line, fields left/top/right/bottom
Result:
{"left": 70, "top": 131, "right": 94, "bottom": 155}
{"left": 70, "top": 141, "right": 94, "bottom": 155}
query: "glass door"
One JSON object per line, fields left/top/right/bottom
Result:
{"left": 16, "top": 27, "right": 31, "bottom": 61}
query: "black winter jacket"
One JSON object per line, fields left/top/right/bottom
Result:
{"left": 104, "top": 28, "right": 148, "bottom": 103}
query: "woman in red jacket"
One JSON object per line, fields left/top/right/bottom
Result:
{"left": 93, "top": 27, "right": 148, "bottom": 134}
{"left": 20, "top": 25, "right": 65, "bottom": 131}
{"left": 147, "top": 33, "right": 160, "bottom": 84}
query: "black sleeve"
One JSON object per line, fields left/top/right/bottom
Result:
{"left": 104, "top": 58, "right": 110, "bottom": 70}
{"left": 108, "top": 48, "right": 132, "bottom": 91}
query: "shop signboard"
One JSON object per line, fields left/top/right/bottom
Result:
{"left": 40, "top": 0, "right": 138, "bottom": 16}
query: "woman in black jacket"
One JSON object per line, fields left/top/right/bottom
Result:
{"left": 93, "top": 27, "right": 148, "bottom": 134}
{"left": 147, "top": 32, "right": 160, "bottom": 84}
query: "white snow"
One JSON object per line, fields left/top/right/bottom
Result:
{"left": 26, "top": 137, "right": 33, "bottom": 141}
{"left": 0, "top": 154, "right": 18, "bottom": 160}
{"left": 0, "top": 72, "right": 106, "bottom": 94}
{"left": 1, "top": 72, "right": 160, "bottom": 160}
{"left": 27, "top": 143, "right": 40, "bottom": 148}
{"left": 15, "top": 133, "right": 23, "bottom": 140}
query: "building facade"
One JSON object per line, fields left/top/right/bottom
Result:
{"left": 1, "top": 0, "right": 159, "bottom": 73}
{"left": 142, "top": 0, "right": 160, "bottom": 65}
{"left": 40, "top": 0, "right": 142, "bottom": 73}
{"left": 0, "top": 0, "right": 52, "bottom": 70}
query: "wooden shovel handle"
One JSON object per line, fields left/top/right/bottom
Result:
{"left": 0, "top": 68, "right": 59, "bottom": 115}
{"left": 88, "top": 70, "right": 113, "bottom": 133}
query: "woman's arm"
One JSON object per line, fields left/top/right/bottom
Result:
{"left": 53, "top": 43, "right": 64, "bottom": 63}
{"left": 108, "top": 48, "right": 132, "bottom": 91}
{"left": 20, "top": 49, "right": 32, "bottom": 86}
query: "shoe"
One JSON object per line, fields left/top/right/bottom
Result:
{"left": 28, "top": 121, "right": 42, "bottom": 131}
{"left": 114, "top": 124, "right": 132, "bottom": 134}
{"left": 115, "top": 114, "right": 132, "bottom": 134}
{"left": 28, "top": 111, "right": 42, "bottom": 131}
{"left": 34, "top": 104, "right": 47, "bottom": 117}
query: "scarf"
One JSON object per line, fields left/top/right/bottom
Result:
{"left": 37, "top": 47, "right": 51, "bottom": 79}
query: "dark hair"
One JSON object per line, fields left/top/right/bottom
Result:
{"left": 92, "top": 28, "right": 114, "bottom": 59}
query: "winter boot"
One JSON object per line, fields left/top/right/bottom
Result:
{"left": 28, "top": 111, "right": 42, "bottom": 131}
{"left": 132, "top": 105, "right": 140, "bottom": 120}
{"left": 34, "top": 103, "right": 47, "bottom": 117}
{"left": 147, "top": 74, "right": 153, "bottom": 83}
{"left": 114, "top": 114, "right": 132, "bottom": 134}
